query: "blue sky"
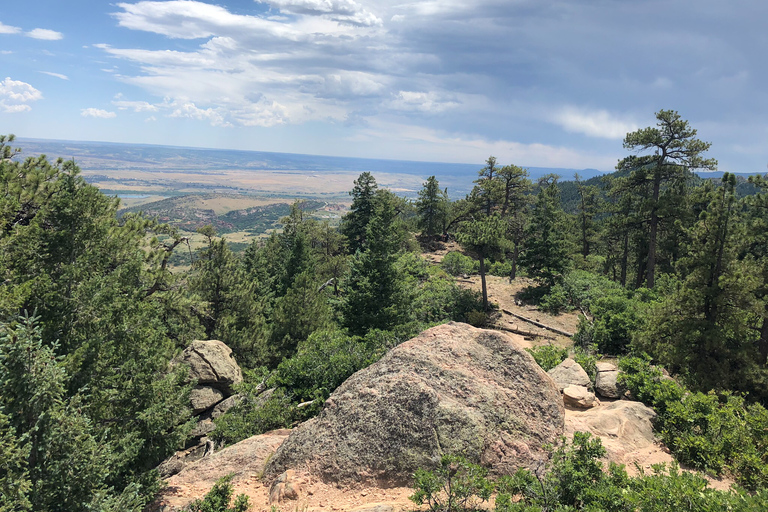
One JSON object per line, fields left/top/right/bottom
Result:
{"left": 1, "top": 0, "right": 766, "bottom": 172}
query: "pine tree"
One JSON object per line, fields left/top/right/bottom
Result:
{"left": 618, "top": 110, "right": 716, "bottom": 288}
{"left": 416, "top": 175, "right": 448, "bottom": 237}
{"left": 341, "top": 172, "right": 378, "bottom": 253}
{"left": 342, "top": 191, "right": 410, "bottom": 334}
{"left": 519, "top": 175, "right": 570, "bottom": 289}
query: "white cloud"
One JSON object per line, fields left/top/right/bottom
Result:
{"left": 263, "top": 0, "right": 382, "bottom": 26}
{"left": 112, "top": 95, "right": 159, "bottom": 112}
{"left": 40, "top": 71, "right": 69, "bottom": 80}
{"left": 81, "top": 108, "right": 117, "bottom": 118}
{"left": 552, "top": 107, "right": 639, "bottom": 139}
{"left": 0, "top": 77, "right": 43, "bottom": 113}
{"left": 169, "top": 101, "right": 229, "bottom": 126}
{"left": 26, "top": 28, "right": 64, "bottom": 40}
{"left": 145, "top": 115, "right": 157, "bottom": 122}
{"left": 388, "top": 90, "right": 459, "bottom": 112}
{"left": 0, "top": 21, "right": 21, "bottom": 34}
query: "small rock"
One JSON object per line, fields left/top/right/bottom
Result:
{"left": 269, "top": 469, "right": 303, "bottom": 504}
{"left": 595, "top": 363, "right": 621, "bottom": 399}
{"left": 190, "top": 386, "right": 226, "bottom": 415}
{"left": 563, "top": 385, "right": 599, "bottom": 409}
{"left": 548, "top": 358, "right": 591, "bottom": 391}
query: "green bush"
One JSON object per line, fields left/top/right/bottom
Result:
{"left": 619, "top": 355, "right": 768, "bottom": 490}
{"left": 411, "top": 266, "right": 484, "bottom": 325}
{"left": 441, "top": 251, "right": 478, "bottom": 276}
{"left": 572, "top": 347, "right": 599, "bottom": 382}
{"left": 184, "top": 474, "right": 249, "bottom": 512}
{"left": 538, "top": 284, "right": 569, "bottom": 314}
{"left": 487, "top": 259, "right": 513, "bottom": 277}
{"left": 526, "top": 345, "right": 568, "bottom": 372}
{"left": 410, "top": 454, "right": 493, "bottom": 512}
{"left": 211, "top": 386, "right": 297, "bottom": 447}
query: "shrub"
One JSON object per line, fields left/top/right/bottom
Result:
{"left": 618, "top": 355, "right": 768, "bottom": 491}
{"left": 441, "top": 251, "right": 478, "bottom": 276}
{"left": 526, "top": 345, "right": 568, "bottom": 372}
{"left": 410, "top": 454, "right": 493, "bottom": 512}
{"left": 538, "top": 284, "right": 569, "bottom": 314}
{"left": 184, "top": 474, "right": 249, "bottom": 512}
{"left": 487, "top": 259, "right": 513, "bottom": 277}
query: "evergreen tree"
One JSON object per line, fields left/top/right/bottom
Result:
{"left": 341, "top": 172, "right": 378, "bottom": 253}
{"left": 456, "top": 214, "right": 505, "bottom": 311}
{"left": 342, "top": 191, "right": 410, "bottom": 334}
{"left": 497, "top": 164, "right": 531, "bottom": 279}
{"left": 574, "top": 173, "right": 600, "bottom": 259}
{"left": 416, "top": 175, "right": 448, "bottom": 237}
{"left": 618, "top": 110, "right": 717, "bottom": 288}
{"left": 519, "top": 175, "right": 570, "bottom": 288}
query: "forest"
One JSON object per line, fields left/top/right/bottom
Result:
{"left": 2, "top": 109, "right": 768, "bottom": 511}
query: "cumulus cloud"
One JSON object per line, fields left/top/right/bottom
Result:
{"left": 552, "top": 107, "right": 639, "bottom": 139}
{"left": 0, "top": 21, "right": 21, "bottom": 34}
{"left": 26, "top": 28, "right": 64, "bottom": 40}
{"left": 40, "top": 71, "right": 69, "bottom": 80}
{"left": 81, "top": 108, "right": 117, "bottom": 118}
{"left": 0, "top": 77, "right": 43, "bottom": 113}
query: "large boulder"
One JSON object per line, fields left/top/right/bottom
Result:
{"left": 176, "top": 340, "right": 243, "bottom": 394}
{"left": 548, "top": 358, "right": 591, "bottom": 391}
{"left": 264, "top": 322, "right": 564, "bottom": 486}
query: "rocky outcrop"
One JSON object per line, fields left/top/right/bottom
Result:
{"left": 595, "top": 361, "right": 621, "bottom": 399}
{"left": 548, "top": 358, "right": 591, "bottom": 391}
{"left": 151, "top": 430, "right": 292, "bottom": 511}
{"left": 564, "top": 400, "right": 658, "bottom": 467}
{"left": 264, "top": 322, "right": 564, "bottom": 486}
{"left": 176, "top": 339, "right": 243, "bottom": 394}
{"left": 160, "top": 340, "right": 244, "bottom": 477}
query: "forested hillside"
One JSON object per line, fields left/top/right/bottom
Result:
{"left": 2, "top": 110, "right": 768, "bottom": 510}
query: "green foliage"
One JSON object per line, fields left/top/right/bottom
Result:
{"left": 184, "top": 474, "right": 249, "bottom": 512}
{"left": 487, "top": 259, "right": 513, "bottom": 277}
{"left": 618, "top": 355, "right": 768, "bottom": 490}
{"left": 210, "top": 383, "right": 297, "bottom": 447}
{"left": 271, "top": 330, "right": 380, "bottom": 404}
{"left": 519, "top": 175, "right": 570, "bottom": 289}
{"left": 538, "top": 284, "right": 569, "bottom": 314}
{"left": 572, "top": 348, "right": 599, "bottom": 382}
{"left": 342, "top": 190, "right": 412, "bottom": 334}
{"left": 410, "top": 454, "right": 493, "bottom": 512}
{"left": 341, "top": 171, "right": 379, "bottom": 253}
{"left": 417, "top": 176, "right": 449, "bottom": 236}
{"left": 526, "top": 345, "right": 568, "bottom": 372}
{"left": 441, "top": 251, "right": 479, "bottom": 276}
{"left": 496, "top": 432, "right": 627, "bottom": 512}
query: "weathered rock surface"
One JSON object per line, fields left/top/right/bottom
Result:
{"left": 176, "top": 339, "right": 243, "bottom": 393}
{"left": 264, "top": 322, "right": 564, "bottom": 486}
{"left": 595, "top": 362, "right": 621, "bottom": 399}
{"left": 190, "top": 386, "right": 226, "bottom": 414}
{"left": 269, "top": 469, "right": 303, "bottom": 504}
{"left": 565, "top": 400, "right": 657, "bottom": 465}
{"left": 548, "top": 358, "right": 591, "bottom": 391}
{"left": 210, "top": 394, "right": 243, "bottom": 419}
{"left": 562, "top": 385, "right": 599, "bottom": 409}
{"left": 150, "top": 429, "right": 291, "bottom": 511}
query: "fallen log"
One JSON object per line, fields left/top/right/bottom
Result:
{"left": 501, "top": 309, "right": 574, "bottom": 337}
